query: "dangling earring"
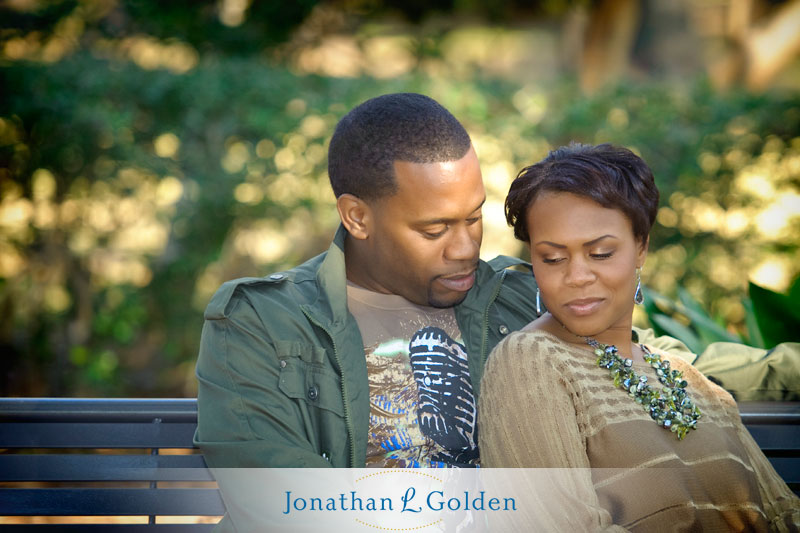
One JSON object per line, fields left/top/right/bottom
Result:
{"left": 634, "top": 267, "right": 644, "bottom": 305}
{"left": 536, "top": 286, "right": 542, "bottom": 315}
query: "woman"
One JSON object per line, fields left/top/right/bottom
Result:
{"left": 478, "top": 143, "right": 799, "bottom": 531}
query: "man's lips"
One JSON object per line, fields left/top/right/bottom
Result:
{"left": 436, "top": 270, "right": 477, "bottom": 292}
{"left": 564, "top": 297, "right": 604, "bottom": 316}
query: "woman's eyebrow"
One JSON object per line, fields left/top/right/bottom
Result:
{"left": 534, "top": 234, "right": 617, "bottom": 248}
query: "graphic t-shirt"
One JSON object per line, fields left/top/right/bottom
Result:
{"left": 346, "top": 282, "right": 479, "bottom": 468}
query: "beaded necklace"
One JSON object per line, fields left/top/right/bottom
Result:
{"left": 586, "top": 337, "right": 702, "bottom": 441}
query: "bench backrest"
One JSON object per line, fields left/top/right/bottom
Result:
{"left": 0, "top": 398, "right": 224, "bottom": 531}
{"left": 738, "top": 401, "right": 800, "bottom": 497}
{"left": 1, "top": 398, "right": 798, "bottom": 530}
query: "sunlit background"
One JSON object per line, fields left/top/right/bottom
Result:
{"left": 1, "top": 0, "right": 799, "bottom": 397}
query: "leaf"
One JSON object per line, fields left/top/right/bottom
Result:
{"left": 788, "top": 276, "right": 800, "bottom": 315}
{"left": 642, "top": 286, "right": 675, "bottom": 314}
{"left": 748, "top": 282, "right": 800, "bottom": 347}
{"left": 641, "top": 286, "right": 676, "bottom": 339}
{"left": 742, "top": 298, "right": 765, "bottom": 349}
{"left": 675, "top": 288, "right": 742, "bottom": 345}
{"left": 677, "top": 288, "right": 705, "bottom": 315}
{"left": 650, "top": 314, "right": 705, "bottom": 355}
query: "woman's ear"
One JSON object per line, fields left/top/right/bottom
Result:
{"left": 336, "top": 194, "right": 371, "bottom": 240}
{"left": 637, "top": 236, "right": 649, "bottom": 268}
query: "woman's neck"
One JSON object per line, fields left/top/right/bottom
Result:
{"left": 532, "top": 313, "right": 644, "bottom": 362}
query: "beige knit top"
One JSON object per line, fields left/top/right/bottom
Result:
{"left": 478, "top": 329, "right": 800, "bottom": 532}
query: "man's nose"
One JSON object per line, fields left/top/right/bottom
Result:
{"left": 445, "top": 224, "right": 480, "bottom": 262}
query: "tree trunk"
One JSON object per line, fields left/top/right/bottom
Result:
{"left": 743, "top": 0, "right": 800, "bottom": 91}
{"left": 580, "top": 0, "right": 642, "bottom": 93}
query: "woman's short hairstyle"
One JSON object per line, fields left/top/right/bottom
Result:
{"left": 328, "top": 93, "right": 471, "bottom": 202}
{"left": 505, "top": 143, "right": 660, "bottom": 244}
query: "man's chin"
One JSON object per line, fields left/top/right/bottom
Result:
{"left": 428, "top": 290, "right": 469, "bottom": 309}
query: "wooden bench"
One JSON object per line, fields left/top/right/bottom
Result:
{"left": 0, "top": 398, "right": 798, "bottom": 530}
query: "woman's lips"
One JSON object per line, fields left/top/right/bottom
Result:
{"left": 437, "top": 271, "right": 477, "bottom": 292}
{"left": 564, "top": 298, "right": 604, "bottom": 316}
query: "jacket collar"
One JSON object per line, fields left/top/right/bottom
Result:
{"left": 301, "top": 225, "right": 351, "bottom": 328}
{"left": 305, "top": 224, "right": 529, "bottom": 326}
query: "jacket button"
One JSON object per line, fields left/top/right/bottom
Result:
{"left": 269, "top": 273, "right": 285, "bottom": 281}
{"left": 279, "top": 360, "right": 287, "bottom": 368}
{"left": 498, "top": 325, "right": 510, "bottom": 335}
{"left": 307, "top": 385, "right": 319, "bottom": 401}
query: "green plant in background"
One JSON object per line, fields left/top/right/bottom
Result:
{"left": 643, "top": 278, "right": 800, "bottom": 355}
{"left": 748, "top": 279, "right": 800, "bottom": 348}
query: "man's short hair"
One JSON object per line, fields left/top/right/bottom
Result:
{"left": 505, "top": 143, "right": 660, "bottom": 244}
{"left": 328, "top": 93, "right": 472, "bottom": 201}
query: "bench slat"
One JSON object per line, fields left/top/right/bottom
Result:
{"left": 0, "top": 398, "right": 198, "bottom": 423}
{"left": 745, "top": 425, "right": 800, "bottom": 451}
{"left": 0, "top": 455, "right": 213, "bottom": 482}
{"left": 766, "top": 456, "right": 800, "bottom": 486}
{"left": 0, "top": 423, "right": 197, "bottom": 449}
{"left": 0, "top": 489, "right": 226, "bottom": 516}
{"left": 738, "top": 402, "right": 800, "bottom": 425}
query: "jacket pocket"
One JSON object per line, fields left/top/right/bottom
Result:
{"left": 276, "top": 343, "right": 344, "bottom": 418}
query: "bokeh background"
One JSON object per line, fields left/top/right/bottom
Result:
{"left": 1, "top": 0, "right": 799, "bottom": 398}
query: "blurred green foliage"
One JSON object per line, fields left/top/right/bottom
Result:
{"left": 644, "top": 279, "right": 800, "bottom": 355}
{"left": 1, "top": 7, "right": 798, "bottom": 396}
{"left": 1, "top": 0, "right": 318, "bottom": 55}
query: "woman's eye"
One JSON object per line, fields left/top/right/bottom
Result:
{"left": 591, "top": 251, "right": 614, "bottom": 259}
{"left": 542, "top": 257, "right": 564, "bottom": 264}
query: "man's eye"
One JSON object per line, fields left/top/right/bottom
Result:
{"left": 423, "top": 227, "right": 447, "bottom": 238}
{"left": 467, "top": 215, "right": 482, "bottom": 225}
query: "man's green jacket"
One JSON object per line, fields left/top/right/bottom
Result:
{"left": 194, "top": 225, "right": 540, "bottom": 468}
{"left": 195, "top": 226, "right": 799, "bottom": 470}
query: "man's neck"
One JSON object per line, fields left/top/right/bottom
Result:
{"left": 343, "top": 233, "right": 385, "bottom": 294}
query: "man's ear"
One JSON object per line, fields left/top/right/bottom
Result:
{"left": 337, "top": 194, "right": 371, "bottom": 240}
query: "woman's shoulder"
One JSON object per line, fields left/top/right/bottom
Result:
{"left": 493, "top": 328, "right": 568, "bottom": 357}
{"left": 487, "top": 328, "right": 591, "bottom": 375}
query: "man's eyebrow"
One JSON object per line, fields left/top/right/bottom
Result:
{"left": 534, "top": 234, "right": 618, "bottom": 248}
{"left": 417, "top": 197, "right": 486, "bottom": 225}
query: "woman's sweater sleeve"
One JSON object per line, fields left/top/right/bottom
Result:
{"left": 685, "top": 359, "right": 800, "bottom": 532}
{"left": 478, "top": 332, "right": 628, "bottom": 532}
{"left": 732, "top": 409, "right": 800, "bottom": 530}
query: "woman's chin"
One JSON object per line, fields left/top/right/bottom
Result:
{"left": 548, "top": 313, "right": 602, "bottom": 339}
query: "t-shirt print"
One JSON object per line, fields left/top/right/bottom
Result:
{"left": 365, "top": 326, "right": 478, "bottom": 467}
{"left": 346, "top": 283, "right": 478, "bottom": 467}
{"left": 409, "top": 326, "right": 478, "bottom": 465}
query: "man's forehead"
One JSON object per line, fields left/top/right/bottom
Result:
{"left": 392, "top": 148, "right": 480, "bottom": 187}
{"left": 377, "top": 153, "right": 484, "bottom": 220}
{"left": 393, "top": 157, "right": 461, "bottom": 172}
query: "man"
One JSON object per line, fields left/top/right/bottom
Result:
{"left": 195, "top": 93, "right": 540, "bottom": 470}
{"left": 195, "top": 93, "right": 797, "bottom": 471}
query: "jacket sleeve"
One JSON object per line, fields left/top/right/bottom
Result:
{"left": 478, "top": 333, "right": 628, "bottom": 532}
{"left": 194, "top": 284, "right": 332, "bottom": 468}
{"left": 635, "top": 328, "right": 800, "bottom": 401}
{"left": 693, "top": 342, "right": 800, "bottom": 402}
